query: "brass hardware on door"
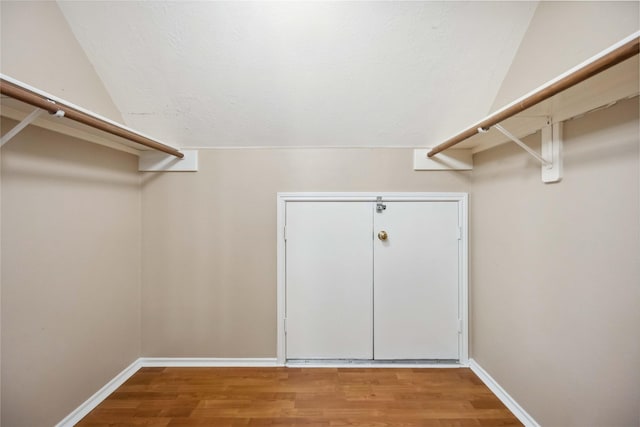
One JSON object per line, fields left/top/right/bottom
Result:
{"left": 378, "top": 231, "right": 388, "bottom": 241}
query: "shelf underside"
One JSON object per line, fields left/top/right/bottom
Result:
{"left": 1, "top": 96, "right": 152, "bottom": 155}
{"left": 3, "top": 55, "right": 638, "bottom": 156}
{"left": 451, "top": 55, "right": 639, "bottom": 154}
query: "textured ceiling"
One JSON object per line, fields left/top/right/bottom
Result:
{"left": 58, "top": 1, "right": 537, "bottom": 148}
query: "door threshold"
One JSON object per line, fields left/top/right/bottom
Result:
{"left": 285, "top": 359, "right": 462, "bottom": 368}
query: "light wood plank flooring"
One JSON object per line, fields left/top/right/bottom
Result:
{"left": 77, "top": 367, "right": 522, "bottom": 426}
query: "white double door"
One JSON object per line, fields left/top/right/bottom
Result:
{"left": 285, "top": 198, "right": 462, "bottom": 361}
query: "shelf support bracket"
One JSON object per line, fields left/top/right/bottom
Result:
{"left": 1, "top": 107, "right": 64, "bottom": 147}
{"left": 492, "top": 123, "right": 562, "bottom": 183}
{"left": 540, "top": 121, "right": 563, "bottom": 183}
{"left": 493, "top": 124, "right": 551, "bottom": 168}
{"left": 1, "top": 108, "right": 45, "bottom": 147}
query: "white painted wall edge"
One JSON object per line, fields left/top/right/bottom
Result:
{"left": 59, "top": 357, "right": 497, "bottom": 426}
{"left": 180, "top": 145, "right": 447, "bottom": 150}
{"left": 468, "top": 359, "right": 541, "bottom": 427}
{"left": 138, "top": 357, "right": 279, "bottom": 367}
{"left": 138, "top": 149, "right": 198, "bottom": 171}
{"left": 413, "top": 149, "right": 473, "bottom": 170}
{"left": 55, "top": 357, "right": 279, "bottom": 426}
{"left": 55, "top": 359, "right": 142, "bottom": 427}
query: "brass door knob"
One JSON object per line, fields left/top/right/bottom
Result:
{"left": 378, "top": 231, "right": 388, "bottom": 241}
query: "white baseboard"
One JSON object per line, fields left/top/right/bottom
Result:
{"left": 61, "top": 357, "right": 512, "bottom": 427}
{"left": 55, "top": 357, "right": 279, "bottom": 426}
{"left": 468, "top": 359, "right": 540, "bottom": 427}
{"left": 139, "top": 357, "right": 279, "bottom": 367}
{"left": 55, "top": 359, "right": 142, "bottom": 427}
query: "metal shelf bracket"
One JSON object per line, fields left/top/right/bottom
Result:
{"left": 492, "top": 122, "right": 563, "bottom": 183}
{"left": 1, "top": 107, "right": 64, "bottom": 147}
{"left": 540, "top": 122, "right": 563, "bottom": 183}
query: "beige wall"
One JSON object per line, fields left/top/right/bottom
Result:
{"left": 0, "top": 1, "right": 123, "bottom": 122}
{"left": 1, "top": 119, "right": 141, "bottom": 427}
{"left": 471, "top": 98, "right": 639, "bottom": 426}
{"left": 1, "top": 2, "right": 638, "bottom": 426}
{"left": 490, "top": 1, "right": 639, "bottom": 110}
{"left": 1, "top": 2, "right": 136, "bottom": 425}
{"left": 141, "top": 149, "right": 470, "bottom": 356}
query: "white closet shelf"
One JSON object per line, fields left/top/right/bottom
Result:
{"left": 0, "top": 74, "right": 183, "bottom": 158}
{"left": 428, "top": 32, "right": 639, "bottom": 156}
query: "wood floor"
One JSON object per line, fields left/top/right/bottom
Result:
{"left": 77, "top": 367, "right": 522, "bottom": 426}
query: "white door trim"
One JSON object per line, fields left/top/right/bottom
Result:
{"left": 276, "top": 192, "right": 469, "bottom": 366}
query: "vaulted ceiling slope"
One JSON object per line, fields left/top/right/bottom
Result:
{"left": 57, "top": 1, "right": 537, "bottom": 149}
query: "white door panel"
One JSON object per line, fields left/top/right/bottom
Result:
{"left": 285, "top": 202, "right": 373, "bottom": 359}
{"left": 373, "top": 201, "right": 459, "bottom": 360}
{"left": 284, "top": 197, "right": 462, "bottom": 362}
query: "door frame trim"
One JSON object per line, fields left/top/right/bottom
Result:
{"left": 276, "top": 192, "right": 469, "bottom": 366}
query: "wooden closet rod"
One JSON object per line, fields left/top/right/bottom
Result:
{"left": 428, "top": 35, "right": 640, "bottom": 158}
{"left": 0, "top": 77, "right": 184, "bottom": 158}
